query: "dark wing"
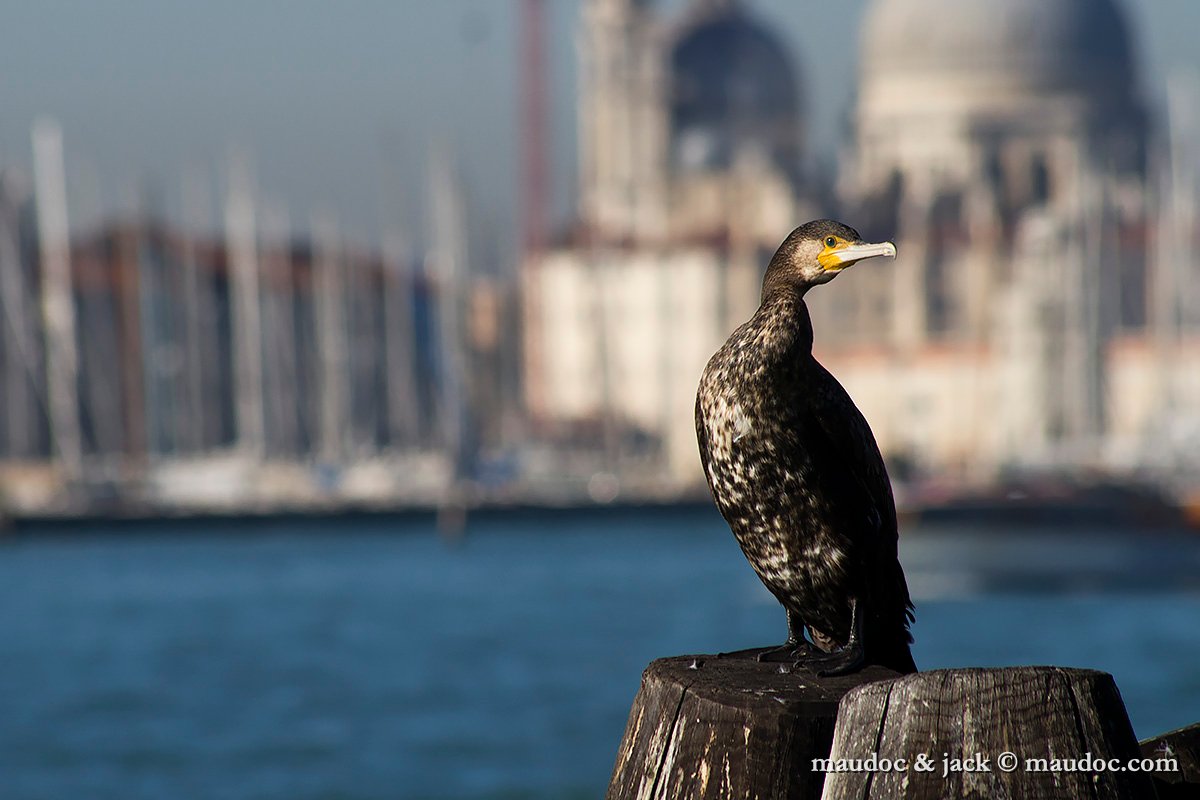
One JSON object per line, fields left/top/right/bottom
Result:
{"left": 804, "top": 362, "right": 915, "bottom": 643}
{"left": 806, "top": 361, "right": 898, "bottom": 540}
{"left": 695, "top": 391, "right": 715, "bottom": 496}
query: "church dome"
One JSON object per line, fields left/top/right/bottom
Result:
{"left": 668, "top": 1, "right": 802, "bottom": 176}
{"left": 861, "top": 0, "right": 1137, "bottom": 99}
{"left": 850, "top": 0, "right": 1146, "bottom": 187}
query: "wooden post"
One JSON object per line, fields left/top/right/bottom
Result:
{"left": 822, "top": 667, "right": 1156, "bottom": 800}
{"left": 1141, "top": 722, "right": 1200, "bottom": 800}
{"left": 606, "top": 651, "right": 900, "bottom": 800}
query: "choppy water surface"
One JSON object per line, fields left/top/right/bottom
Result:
{"left": 2, "top": 508, "right": 1199, "bottom": 799}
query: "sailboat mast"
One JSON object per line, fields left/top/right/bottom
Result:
{"left": 312, "top": 212, "right": 348, "bottom": 464}
{"left": 428, "top": 147, "right": 468, "bottom": 478}
{"left": 31, "top": 118, "right": 84, "bottom": 481}
{"left": 261, "top": 201, "right": 300, "bottom": 457}
{"left": 381, "top": 228, "right": 418, "bottom": 450}
{"left": 0, "top": 178, "right": 40, "bottom": 458}
{"left": 179, "top": 168, "right": 208, "bottom": 453}
{"left": 224, "top": 153, "right": 265, "bottom": 460}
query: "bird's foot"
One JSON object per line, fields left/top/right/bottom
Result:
{"left": 754, "top": 640, "right": 814, "bottom": 663}
{"left": 794, "top": 640, "right": 865, "bottom": 677}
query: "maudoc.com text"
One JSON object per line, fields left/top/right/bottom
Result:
{"left": 812, "top": 751, "right": 1179, "bottom": 778}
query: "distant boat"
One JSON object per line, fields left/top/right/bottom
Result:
{"left": 898, "top": 476, "right": 1194, "bottom": 531}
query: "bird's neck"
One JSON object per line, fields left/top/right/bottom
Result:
{"left": 752, "top": 286, "right": 814, "bottom": 362}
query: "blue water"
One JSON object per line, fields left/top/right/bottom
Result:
{"left": 2, "top": 508, "right": 1200, "bottom": 800}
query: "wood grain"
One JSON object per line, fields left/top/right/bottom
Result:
{"left": 606, "top": 649, "right": 899, "bottom": 800}
{"left": 1141, "top": 722, "right": 1200, "bottom": 800}
{"left": 822, "top": 667, "right": 1156, "bottom": 800}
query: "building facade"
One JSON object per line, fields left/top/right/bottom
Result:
{"left": 526, "top": 0, "right": 817, "bottom": 488}
{"left": 524, "top": 0, "right": 1200, "bottom": 488}
{"left": 820, "top": 0, "right": 1198, "bottom": 476}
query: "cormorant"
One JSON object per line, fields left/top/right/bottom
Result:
{"left": 695, "top": 220, "right": 916, "bottom": 676}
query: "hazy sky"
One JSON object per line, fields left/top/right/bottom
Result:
{"left": 1, "top": 0, "right": 1197, "bottom": 260}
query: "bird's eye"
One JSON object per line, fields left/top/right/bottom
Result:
{"left": 825, "top": 237, "right": 837, "bottom": 248}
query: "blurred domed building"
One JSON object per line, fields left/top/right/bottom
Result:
{"left": 805, "top": 0, "right": 1200, "bottom": 477}
{"left": 525, "top": 0, "right": 1200, "bottom": 491}
{"left": 852, "top": 0, "right": 1145, "bottom": 196}
{"left": 576, "top": 0, "right": 810, "bottom": 245}
{"left": 526, "top": 0, "right": 817, "bottom": 489}
{"left": 669, "top": 3, "right": 801, "bottom": 175}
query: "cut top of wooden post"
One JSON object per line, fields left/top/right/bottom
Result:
{"left": 607, "top": 650, "right": 902, "bottom": 800}
{"left": 1141, "top": 721, "right": 1200, "bottom": 800}
{"left": 822, "top": 666, "right": 1156, "bottom": 800}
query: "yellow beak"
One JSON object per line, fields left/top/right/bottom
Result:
{"left": 821, "top": 240, "right": 897, "bottom": 271}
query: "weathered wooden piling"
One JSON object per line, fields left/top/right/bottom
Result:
{"left": 606, "top": 650, "right": 900, "bottom": 800}
{"left": 822, "top": 667, "right": 1156, "bottom": 800}
{"left": 1141, "top": 722, "right": 1200, "bottom": 800}
{"left": 607, "top": 658, "right": 1185, "bottom": 799}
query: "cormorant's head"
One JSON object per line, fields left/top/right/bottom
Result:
{"left": 762, "top": 219, "right": 896, "bottom": 296}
